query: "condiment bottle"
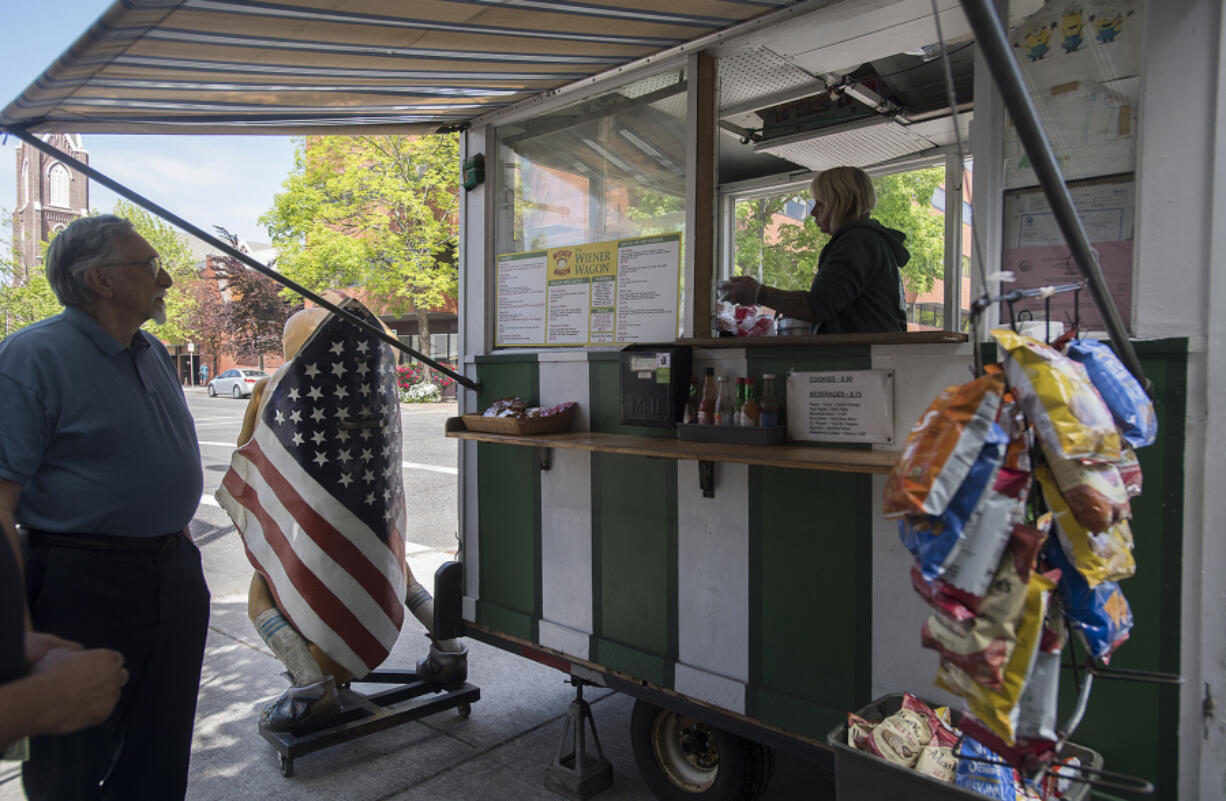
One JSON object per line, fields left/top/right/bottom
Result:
{"left": 714, "top": 376, "right": 735, "bottom": 426}
{"left": 697, "top": 368, "right": 718, "bottom": 425}
{"left": 682, "top": 377, "right": 699, "bottom": 424}
{"left": 759, "top": 373, "right": 780, "bottom": 427}
{"left": 733, "top": 377, "right": 747, "bottom": 426}
{"left": 741, "top": 377, "right": 760, "bottom": 426}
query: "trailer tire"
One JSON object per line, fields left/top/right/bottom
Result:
{"left": 630, "top": 699, "right": 773, "bottom": 801}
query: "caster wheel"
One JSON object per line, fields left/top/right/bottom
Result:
{"left": 279, "top": 754, "right": 294, "bottom": 778}
{"left": 458, "top": 703, "right": 472, "bottom": 718}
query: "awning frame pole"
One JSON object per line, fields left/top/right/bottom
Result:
{"left": 3, "top": 125, "right": 479, "bottom": 393}
{"left": 957, "top": 0, "right": 1152, "bottom": 395}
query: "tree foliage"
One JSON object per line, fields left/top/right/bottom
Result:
{"left": 261, "top": 134, "right": 460, "bottom": 357}
{"left": 0, "top": 215, "right": 61, "bottom": 340}
{"left": 733, "top": 166, "right": 948, "bottom": 296}
{"left": 212, "top": 227, "right": 301, "bottom": 367}
{"left": 182, "top": 272, "right": 232, "bottom": 376}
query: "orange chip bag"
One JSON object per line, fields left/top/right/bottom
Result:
{"left": 884, "top": 372, "right": 1006, "bottom": 518}
{"left": 992, "top": 329, "right": 1120, "bottom": 462}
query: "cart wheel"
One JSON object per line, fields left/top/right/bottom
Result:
{"left": 630, "top": 699, "right": 773, "bottom": 801}
{"left": 278, "top": 754, "right": 294, "bottom": 778}
{"left": 457, "top": 703, "right": 472, "bottom": 718}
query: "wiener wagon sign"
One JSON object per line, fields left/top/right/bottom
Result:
{"left": 495, "top": 233, "right": 681, "bottom": 347}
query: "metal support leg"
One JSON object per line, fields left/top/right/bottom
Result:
{"left": 544, "top": 679, "right": 613, "bottom": 800}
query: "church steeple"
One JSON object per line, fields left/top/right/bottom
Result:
{"left": 12, "top": 133, "right": 89, "bottom": 277}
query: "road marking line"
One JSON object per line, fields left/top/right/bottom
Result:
{"left": 401, "top": 461, "right": 458, "bottom": 475}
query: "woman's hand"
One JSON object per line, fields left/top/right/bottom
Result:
{"left": 718, "top": 275, "right": 762, "bottom": 306}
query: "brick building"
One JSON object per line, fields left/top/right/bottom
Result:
{"left": 12, "top": 133, "right": 89, "bottom": 274}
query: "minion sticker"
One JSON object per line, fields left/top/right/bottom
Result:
{"left": 1061, "top": 5, "right": 1085, "bottom": 54}
{"left": 1090, "top": 9, "right": 1132, "bottom": 44}
{"left": 1019, "top": 22, "right": 1056, "bottom": 61}
{"left": 551, "top": 249, "right": 572, "bottom": 278}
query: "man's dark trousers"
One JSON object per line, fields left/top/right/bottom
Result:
{"left": 21, "top": 532, "right": 210, "bottom": 801}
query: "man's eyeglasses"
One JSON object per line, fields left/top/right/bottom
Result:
{"left": 107, "top": 257, "right": 162, "bottom": 277}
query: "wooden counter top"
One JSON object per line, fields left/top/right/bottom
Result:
{"left": 677, "top": 331, "right": 966, "bottom": 348}
{"left": 445, "top": 419, "right": 898, "bottom": 474}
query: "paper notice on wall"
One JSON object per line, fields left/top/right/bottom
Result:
{"left": 1006, "top": 0, "right": 1141, "bottom": 188}
{"left": 496, "top": 251, "right": 548, "bottom": 345}
{"left": 785, "top": 370, "right": 895, "bottom": 444}
{"left": 1002, "top": 179, "right": 1134, "bottom": 331}
{"left": 495, "top": 233, "right": 680, "bottom": 347}
{"left": 616, "top": 236, "right": 682, "bottom": 344}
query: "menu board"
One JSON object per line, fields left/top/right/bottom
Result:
{"left": 785, "top": 370, "right": 895, "bottom": 444}
{"left": 496, "top": 233, "right": 681, "bottom": 347}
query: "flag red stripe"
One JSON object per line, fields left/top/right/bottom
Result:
{"left": 221, "top": 466, "right": 390, "bottom": 670}
{"left": 243, "top": 439, "right": 405, "bottom": 629}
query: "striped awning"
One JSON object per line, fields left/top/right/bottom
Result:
{"left": 1, "top": 0, "right": 794, "bottom": 135}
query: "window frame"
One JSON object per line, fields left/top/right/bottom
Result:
{"left": 717, "top": 147, "right": 968, "bottom": 332}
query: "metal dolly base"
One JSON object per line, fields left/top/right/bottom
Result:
{"left": 258, "top": 669, "right": 480, "bottom": 777}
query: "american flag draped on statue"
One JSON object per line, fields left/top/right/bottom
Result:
{"left": 216, "top": 299, "right": 407, "bottom": 679}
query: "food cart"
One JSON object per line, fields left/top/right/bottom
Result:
{"left": 4, "top": 0, "right": 1223, "bottom": 797}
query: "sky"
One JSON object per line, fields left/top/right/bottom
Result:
{"left": 1, "top": 0, "right": 297, "bottom": 246}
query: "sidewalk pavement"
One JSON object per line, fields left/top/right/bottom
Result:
{"left": 0, "top": 545, "right": 835, "bottom": 801}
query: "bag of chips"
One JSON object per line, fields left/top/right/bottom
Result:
{"left": 992, "top": 329, "right": 1120, "bottom": 462}
{"left": 899, "top": 424, "right": 1009, "bottom": 582}
{"left": 958, "top": 594, "right": 1066, "bottom": 770}
{"left": 1037, "top": 466, "right": 1136, "bottom": 586}
{"left": 1064, "top": 338, "right": 1157, "bottom": 449}
{"left": 935, "top": 465, "right": 1031, "bottom": 606}
{"left": 846, "top": 694, "right": 942, "bottom": 768}
{"left": 955, "top": 736, "right": 1016, "bottom": 800}
{"left": 936, "top": 568, "right": 1057, "bottom": 745}
{"left": 920, "top": 524, "right": 1048, "bottom": 690}
{"left": 1041, "top": 441, "right": 1131, "bottom": 532}
{"left": 1044, "top": 537, "right": 1133, "bottom": 662}
{"left": 884, "top": 372, "right": 1006, "bottom": 518}
{"left": 1116, "top": 446, "right": 1144, "bottom": 497}
{"left": 914, "top": 719, "right": 960, "bottom": 782}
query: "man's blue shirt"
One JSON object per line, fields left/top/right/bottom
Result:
{"left": 0, "top": 306, "right": 202, "bottom": 536}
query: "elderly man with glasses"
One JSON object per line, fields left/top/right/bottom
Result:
{"left": 0, "top": 214, "right": 209, "bottom": 801}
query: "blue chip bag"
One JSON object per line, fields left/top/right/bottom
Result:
{"left": 899, "top": 424, "right": 1008, "bottom": 581}
{"left": 1044, "top": 537, "right": 1133, "bottom": 662}
{"left": 1064, "top": 339, "right": 1157, "bottom": 449}
{"left": 955, "top": 736, "right": 1016, "bottom": 800}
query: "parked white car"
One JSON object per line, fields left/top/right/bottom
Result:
{"left": 208, "top": 368, "right": 269, "bottom": 398}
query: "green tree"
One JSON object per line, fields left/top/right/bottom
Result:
{"left": 733, "top": 166, "right": 948, "bottom": 297}
{"left": 262, "top": 134, "right": 460, "bottom": 358}
{"left": 0, "top": 229, "right": 61, "bottom": 340}
{"left": 212, "top": 227, "right": 301, "bottom": 368}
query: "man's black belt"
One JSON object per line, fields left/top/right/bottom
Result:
{"left": 25, "top": 529, "right": 181, "bottom": 553}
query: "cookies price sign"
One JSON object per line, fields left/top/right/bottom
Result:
{"left": 785, "top": 370, "right": 895, "bottom": 444}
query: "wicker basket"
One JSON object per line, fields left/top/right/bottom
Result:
{"left": 461, "top": 406, "right": 575, "bottom": 435}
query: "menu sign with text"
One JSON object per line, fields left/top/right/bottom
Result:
{"left": 785, "top": 370, "right": 895, "bottom": 444}
{"left": 496, "top": 234, "right": 680, "bottom": 347}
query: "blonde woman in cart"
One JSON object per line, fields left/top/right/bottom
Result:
{"left": 721, "top": 166, "right": 911, "bottom": 334}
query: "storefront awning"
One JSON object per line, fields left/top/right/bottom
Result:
{"left": 1, "top": 0, "right": 795, "bottom": 135}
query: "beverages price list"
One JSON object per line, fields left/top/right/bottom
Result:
{"left": 495, "top": 233, "right": 680, "bottom": 347}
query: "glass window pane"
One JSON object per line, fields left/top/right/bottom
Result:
{"left": 495, "top": 70, "right": 688, "bottom": 255}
